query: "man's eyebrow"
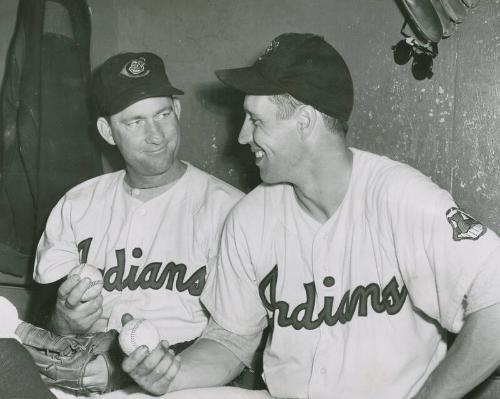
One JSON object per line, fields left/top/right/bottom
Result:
{"left": 122, "top": 114, "right": 143, "bottom": 122}
{"left": 155, "top": 106, "right": 173, "bottom": 115}
{"left": 122, "top": 106, "right": 173, "bottom": 121}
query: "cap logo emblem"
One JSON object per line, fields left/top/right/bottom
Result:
{"left": 120, "top": 57, "right": 150, "bottom": 78}
{"left": 258, "top": 39, "right": 280, "bottom": 61}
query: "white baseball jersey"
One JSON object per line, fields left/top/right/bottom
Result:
{"left": 202, "top": 148, "right": 500, "bottom": 399}
{"left": 34, "top": 162, "right": 242, "bottom": 345}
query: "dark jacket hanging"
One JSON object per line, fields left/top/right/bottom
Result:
{"left": 0, "top": 0, "right": 101, "bottom": 276}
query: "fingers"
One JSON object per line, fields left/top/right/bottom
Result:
{"left": 55, "top": 297, "right": 102, "bottom": 327}
{"left": 76, "top": 297, "right": 104, "bottom": 323}
{"left": 52, "top": 270, "right": 104, "bottom": 335}
{"left": 58, "top": 289, "right": 102, "bottom": 315}
{"left": 122, "top": 345, "right": 151, "bottom": 374}
{"left": 122, "top": 341, "right": 181, "bottom": 395}
{"left": 158, "top": 352, "right": 181, "bottom": 384}
{"left": 121, "top": 313, "right": 134, "bottom": 326}
{"left": 122, "top": 341, "right": 166, "bottom": 374}
{"left": 148, "top": 352, "right": 181, "bottom": 394}
{"left": 54, "top": 290, "right": 103, "bottom": 334}
{"left": 65, "top": 278, "right": 93, "bottom": 308}
{"left": 57, "top": 274, "right": 80, "bottom": 299}
{"left": 137, "top": 342, "right": 172, "bottom": 378}
{"left": 58, "top": 274, "right": 93, "bottom": 306}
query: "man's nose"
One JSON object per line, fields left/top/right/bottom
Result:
{"left": 145, "top": 121, "right": 163, "bottom": 144}
{"left": 238, "top": 122, "right": 253, "bottom": 145}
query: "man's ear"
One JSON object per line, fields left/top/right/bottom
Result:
{"left": 96, "top": 117, "right": 116, "bottom": 146}
{"left": 173, "top": 98, "right": 181, "bottom": 120}
{"left": 296, "top": 105, "right": 317, "bottom": 140}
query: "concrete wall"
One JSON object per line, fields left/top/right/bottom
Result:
{"left": 85, "top": 0, "right": 500, "bottom": 228}
{"left": 0, "top": 0, "right": 499, "bottom": 308}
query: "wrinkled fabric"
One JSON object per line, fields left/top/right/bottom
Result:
{"left": 0, "top": 0, "right": 101, "bottom": 276}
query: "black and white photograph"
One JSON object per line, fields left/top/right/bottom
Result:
{"left": 0, "top": 1, "right": 499, "bottom": 398}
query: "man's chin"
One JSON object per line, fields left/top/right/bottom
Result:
{"left": 259, "top": 171, "right": 284, "bottom": 185}
{"left": 132, "top": 163, "right": 175, "bottom": 180}
{"left": 142, "top": 158, "right": 176, "bottom": 174}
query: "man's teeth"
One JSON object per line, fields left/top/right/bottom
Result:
{"left": 255, "top": 150, "right": 264, "bottom": 159}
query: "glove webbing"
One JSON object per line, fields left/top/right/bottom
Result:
{"left": 16, "top": 322, "right": 85, "bottom": 355}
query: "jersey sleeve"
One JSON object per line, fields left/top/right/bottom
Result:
{"left": 201, "top": 208, "right": 268, "bottom": 336}
{"left": 190, "top": 170, "right": 243, "bottom": 273}
{"left": 385, "top": 168, "right": 500, "bottom": 333}
{"left": 33, "top": 195, "right": 79, "bottom": 284}
{"left": 200, "top": 318, "right": 262, "bottom": 368}
{"left": 203, "top": 186, "right": 243, "bottom": 271}
{"left": 464, "top": 245, "right": 500, "bottom": 315}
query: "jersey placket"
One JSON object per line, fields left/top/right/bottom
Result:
{"left": 122, "top": 200, "right": 150, "bottom": 299}
{"left": 309, "top": 226, "right": 340, "bottom": 399}
{"left": 105, "top": 193, "right": 151, "bottom": 330}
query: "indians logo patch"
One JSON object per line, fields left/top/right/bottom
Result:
{"left": 120, "top": 57, "right": 150, "bottom": 78}
{"left": 446, "top": 207, "right": 486, "bottom": 241}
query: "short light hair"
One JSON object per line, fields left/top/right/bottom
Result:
{"left": 269, "top": 94, "right": 348, "bottom": 135}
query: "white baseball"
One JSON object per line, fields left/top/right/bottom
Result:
{"left": 68, "top": 263, "right": 104, "bottom": 301}
{"left": 119, "top": 319, "right": 161, "bottom": 355}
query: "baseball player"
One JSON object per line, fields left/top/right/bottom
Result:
{"left": 128, "top": 33, "right": 500, "bottom": 399}
{"left": 32, "top": 51, "right": 242, "bottom": 395}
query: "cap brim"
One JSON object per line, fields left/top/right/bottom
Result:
{"left": 215, "top": 66, "right": 285, "bottom": 95}
{"left": 143, "top": 83, "right": 184, "bottom": 97}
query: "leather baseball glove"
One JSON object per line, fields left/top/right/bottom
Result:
{"left": 15, "top": 322, "right": 132, "bottom": 395}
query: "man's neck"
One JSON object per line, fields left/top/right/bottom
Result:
{"left": 293, "top": 146, "right": 353, "bottom": 224}
{"left": 125, "top": 160, "right": 187, "bottom": 189}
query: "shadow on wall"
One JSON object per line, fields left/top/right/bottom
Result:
{"left": 195, "top": 83, "right": 261, "bottom": 193}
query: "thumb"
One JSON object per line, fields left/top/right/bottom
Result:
{"left": 121, "top": 313, "right": 134, "bottom": 326}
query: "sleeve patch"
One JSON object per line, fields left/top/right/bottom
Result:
{"left": 446, "top": 207, "right": 487, "bottom": 241}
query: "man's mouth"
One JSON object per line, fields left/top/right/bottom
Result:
{"left": 145, "top": 146, "right": 166, "bottom": 154}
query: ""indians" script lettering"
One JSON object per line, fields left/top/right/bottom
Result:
{"left": 77, "top": 238, "right": 205, "bottom": 296}
{"left": 258, "top": 265, "right": 408, "bottom": 330}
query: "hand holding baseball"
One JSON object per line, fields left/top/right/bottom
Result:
{"left": 67, "top": 263, "right": 104, "bottom": 302}
{"left": 121, "top": 313, "right": 181, "bottom": 395}
{"left": 119, "top": 317, "right": 161, "bottom": 355}
{"left": 51, "top": 265, "right": 104, "bottom": 335}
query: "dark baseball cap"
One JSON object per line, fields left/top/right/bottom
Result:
{"left": 93, "top": 52, "right": 184, "bottom": 116}
{"left": 215, "top": 33, "right": 353, "bottom": 122}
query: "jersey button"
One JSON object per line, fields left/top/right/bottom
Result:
{"left": 320, "top": 367, "right": 326, "bottom": 374}
{"left": 138, "top": 209, "right": 146, "bottom": 216}
{"left": 132, "top": 188, "right": 140, "bottom": 196}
